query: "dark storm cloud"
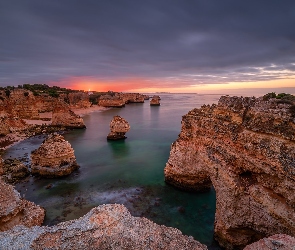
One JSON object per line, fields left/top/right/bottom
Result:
{"left": 1, "top": 0, "right": 295, "bottom": 88}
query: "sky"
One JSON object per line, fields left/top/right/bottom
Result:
{"left": 1, "top": 0, "right": 295, "bottom": 95}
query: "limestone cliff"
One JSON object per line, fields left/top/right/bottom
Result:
{"left": 0, "top": 178, "right": 45, "bottom": 232}
{"left": 0, "top": 204, "right": 207, "bottom": 250}
{"left": 107, "top": 116, "right": 130, "bottom": 140}
{"left": 51, "top": 101, "right": 86, "bottom": 128}
{"left": 0, "top": 116, "right": 27, "bottom": 136}
{"left": 164, "top": 96, "right": 295, "bottom": 249}
{"left": 98, "top": 94, "right": 125, "bottom": 107}
{"left": 115, "top": 92, "right": 145, "bottom": 103}
{"left": 31, "top": 134, "right": 79, "bottom": 177}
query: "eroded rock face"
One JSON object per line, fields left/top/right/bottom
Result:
{"left": 1, "top": 158, "right": 29, "bottom": 183}
{"left": 107, "top": 116, "right": 130, "bottom": 140}
{"left": 244, "top": 234, "right": 295, "bottom": 250}
{"left": 115, "top": 93, "right": 145, "bottom": 103}
{"left": 98, "top": 94, "right": 125, "bottom": 107}
{"left": 0, "top": 116, "right": 27, "bottom": 136}
{"left": 0, "top": 204, "right": 207, "bottom": 250}
{"left": 31, "top": 134, "right": 79, "bottom": 177}
{"left": 164, "top": 96, "right": 295, "bottom": 249}
{"left": 51, "top": 101, "right": 86, "bottom": 129}
{"left": 150, "top": 97, "right": 161, "bottom": 106}
{"left": 0, "top": 178, "right": 45, "bottom": 232}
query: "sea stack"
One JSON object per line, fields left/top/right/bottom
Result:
{"left": 51, "top": 101, "right": 86, "bottom": 129}
{"left": 107, "top": 115, "right": 130, "bottom": 140}
{"left": 31, "top": 134, "right": 80, "bottom": 177}
{"left": 0, "top": 178, "right": 45, "bottom": 232}
{"left": 164, "top": 95, "right": 295, "bottom": 249}
{"left": 150, "top": 95, "right": 160, "bottom": 106}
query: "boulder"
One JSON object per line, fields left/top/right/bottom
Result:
{"left": 51, "top": 101, "right": 86, "bottom": 129}
{"left": 31, "top": 134, "right": 79, "bottom": 177}
{"left": 0, "top": 204, "right": 207, "bottom": 250}
{"left": 1, "top": 158, "right": 29, "bottom": 183}
{"left": 107, "top": 116, "right": 130, "bottom": 140}
{"left": 165, "top": 95, "right": 295, "bottom": 249}
{"left": 244, "top": 234, "right": 295, "bottom": 250}
{"left": 0, "top": 178, "right": 45, "bottom": 232}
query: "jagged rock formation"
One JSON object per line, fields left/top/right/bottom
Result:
{"left": 0, "top": 156, "right": 3, "bottom": 175}
{"left": 60, "top": 92, "right": 91, "bottom": 108}
{"left": 115, "top": 93, "right": 145, "bottom": 103}
{"left": 0, "top": 178, "right": 45, "bottom": 232}
{"left": 0, "top": 115, "right": 27, "bottom": 136}
{"left": 107, "top": 116, "right": 130, "bottom": 140}
{"left": 164, "top": 96, "right": 295, "bottom": 249}
{"left": 98, "top": 94, "right": 125, "bottom": 107}
{"left": 31, "top": 134, "right": 79, "bottom": 177}
{"left": 1, "top": 158, "right": 29, "bottom": 183}
{"left": 0, "top": 204, "right": 207, "bottom": 250}
{"left": 244, "top": 234, "right": 295, "bottom": 250}
{"left": 150, "top": 96, "right": 161, "bottom": 106}
{"left": 51, "top": 101, "right": 86, "bottom": 128}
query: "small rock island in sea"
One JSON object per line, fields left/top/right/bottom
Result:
{"left": 150, "top": 95, "right": 161, "bottom": 106}
{"left": 107, "top": 115, "right": 130, "bottom": 140}
{"left": 31, "top": 133, "right": 80, "bottom": 177}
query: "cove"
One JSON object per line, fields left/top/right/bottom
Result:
{"left": 3, "top": 93, "right": 221, "bottom": 247}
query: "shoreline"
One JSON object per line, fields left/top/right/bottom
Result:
{"left": 0, "top": 105, "right": 108, "bottom": 151}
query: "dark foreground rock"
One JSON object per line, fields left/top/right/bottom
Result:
{"left": 0, "top": 178, "right": 45, "bottom": 232}
{"left": 0, "top": 204, "right": 207, "bottom": 250}
{"left": 1, "top": 158, "right": 29, "bottom": 183}
{"left": 31, "top": 134, "right": 79, "bottom": 177}
{"left": 244, "top": 234, "right": 295, "bottom": 250}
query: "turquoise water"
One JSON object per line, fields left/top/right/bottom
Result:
{"left": 3, "top": 93, "right": 221, "bottom": 247}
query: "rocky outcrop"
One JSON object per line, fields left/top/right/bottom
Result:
{"left": 98, "top": 94, "right": 125, "bottom": 107}
{"left": 31, "top": 134, "right": 79, "bottom": 177}
{"left": 60, "top": 92, "right": 91, "bottom": 109}
{"left": 115, "top": 93, "right": 145, "bottom": 103}
{"left": 150, "top": 97, "right": 160, "bottom": 106}
{"left": 0, "top": 116, "right": 27, "bottom": 136}
{"left": 0, "top": 178, "right": 45, "bottom": 232}
{"left": 107, "top": 116, "right": 130, "bottom": 140}
{"left": 0, "top": 204, "right": 207, "bottom": 250}
{"left": 0, "top": 156, "right": 3, "bottom": 175}
{"left": 143, "top": 95, "right": 150, "bottom": 100}
{"left": 1, "top": 158, "right": 29, "bottom": 183}
{"left": 244, "top": 234, "right": 295, "bottom": 250}
{"left": 51, "top": 101, "right": 86, "bottom": 129}
{"left": 164, "top": 96, "right": 295, "bottom": 249}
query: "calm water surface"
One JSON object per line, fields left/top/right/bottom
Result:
{"left": 4, "top": 93, "right": 221, "bottom": 247}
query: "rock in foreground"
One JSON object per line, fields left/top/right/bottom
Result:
{"left": 0, "top": 204, "right": 207, "bottom": 250}
{"left": 31, "top": 134, "right": 79, "bottom": 177}
{"left": 0, "top": 178, "right": 45, "bottom": 232}
{"left": 107, "top": 115, "right": 130, "bottom": 140}
{"left": 244, "top": 234, "right": 295, "bottom": 250}
{"left": 165, "top": 96, "right": 295, "bottom": 249}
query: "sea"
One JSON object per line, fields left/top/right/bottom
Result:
{"left": 3, "top": 93, "right": 222, "bottom": 248}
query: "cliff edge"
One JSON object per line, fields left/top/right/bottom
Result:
{"left": 164, "top": 95, "right": 295, "bottom": 249}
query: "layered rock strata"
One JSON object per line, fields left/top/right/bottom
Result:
{"left": 0, "top": 178, "right": 45, "bottom": 232}
{"left": 115, "top": 93, "right": 145, "bottom": 103}
{"left": 0, "top": 204, "right": 207, "bottom": 250}
{"left": 1, "top": 158, "right": 29, "bottom": 183}
{"left": 164, "top": 96, "right": 295, "bottom": 249}
{"left": 31, "top": 134, "right": 79, "bottom": 177}
{"left": 0, "top": 115, "right": 27, "bottom": 136}
{"left": 51, "top": 101, "right": 86, "bottom": 129}
{"left": 107, "top": 116, "right": 130, "bottom": 140}
{"left": 98, "top": 94, "right": 125, "bottom": 107}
